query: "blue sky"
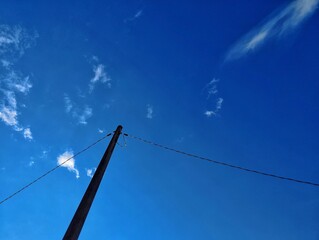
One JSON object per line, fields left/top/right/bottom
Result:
{"left": 1, "top": 0, "right": 319, "bottom": 239}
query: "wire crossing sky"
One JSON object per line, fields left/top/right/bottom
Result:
{"left": 2, "top": 129, "right": 317, "bottom": 208}
{"left": 1, "top": 0, "right": 319, "bottom": 239}
{"left": 0, "top": 133, "right": 112, "bottom": 205}
{"left": 125, "top": 133, "right": 319, "bottom": 187}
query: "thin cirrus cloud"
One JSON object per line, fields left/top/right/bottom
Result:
{"left": 57, "top": 150, "right": 80, "bottom": 179}
{"left": 76, "top": 106, "right": 92, "bottom": 125}
{"left": 64, "top": 94, "right": 73, "bottom": 113}
{"left": 0, "top": 24, "right": 37, "bottom": 139}
{"left": 0, "top": 90, "right": 18, "bottom": 127}
{"left": 28, "top": 160, "right": 35, "bottom": 167}
{"left": 64, "top": 94, "right": 93, "bottom": 125}
{"left": 203, "top": 79, "right": 224, "bottom": 118}
{"left": 124, "top": 9, "right": 143, "bottom": 23}
{"left": 146, "top": 104, "right": 153, "bottom": 119}
{"left": 23, "top": 127, "right": 33, "bottom": 140}
{"left": 0, "top": 24, "right": 37, "bottom": 56}
{"left": 225, "top": 0, "right": 319, "bottom": 61}
{"left": 204, "top": 98, "right": 224, "bottom": 118}
{"left": 64, "top": 56, "right": 109, "bottom": 126}
{"left": 205, "top": 78, "right": 219, "bottom": 99}
{"left": 8, "top": 75, "right": 32, "bottom": 94}
{"left": 98, "top": 128, "right": 104, "bottom": 133}
{"left": 204, "top": 110, "right": 216, "bottom": 117}
{"left": 86, "top": 168, "right": 96, "bottom": 178}
{"left": 133, "top": 10, "right": 143, "bottom": 19}
{"left": 89, "top": 58, "right": 111, "bottom": 93}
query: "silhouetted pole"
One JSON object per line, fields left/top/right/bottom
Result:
{"left": 63, "top": 125, "right": 123, "bottom": 240}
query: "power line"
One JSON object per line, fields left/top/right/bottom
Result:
{"left": 125, "top": 133, "right": 319, "bottom": 187}
{"left": 0, "top": 133, "right": 113, "bottom": 206}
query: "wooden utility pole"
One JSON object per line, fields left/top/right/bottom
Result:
{"left": 63, "top": 125, "right": 123, "bottom": 240}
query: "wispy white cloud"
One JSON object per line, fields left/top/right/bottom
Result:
{"left": 64, "top": 94, "right": 73, "bottom": 113}
{"left": 0, "top": 89, "right": 32, "bottom": 134}
{"left": 1, "top": 59, "right": 11, "bottom": 68}
{"left": 203, "top": 79, "right": 223, "bottom": 118}
{"left": 57, "top": 150, "right": 80, "bottom": 179}
{"left": 98, "top": 128, "right": 104, "bottom": 134}
{"left": 28, "top": 160, "right": 35, "bottom": 167}
{"left": 91, "top": 64, "right": 107, "bottom": 84}
{"left": 89, "top": 63, "right": 111, "bottom": 93}
{"left": 216, "top": 98, "right": 223, "bottom": 111}
{"left": 226, "top": 0, "right": 319, "bottom": 61}
{"left": 1, "top": 70, "right": 25, "bottom": 93}
{"left": 134, "top": 10, "right": 143, "bottom": 19}
{"left": 75, "top": 106, "right": 92, "bottom": 125}
{"left": 0, "top": 24, "right": 37, "bottom": 139}
{"left": 64, "top": 94, "right": 93, "bottom": 125}
{"left": 0, "top": 105, "right": 18, "bottom": 126}
{"left": 63, "top": 56, "right": 108, "bottom": 126}
{"left": 8, "top": 76, "right": 32, "bottom": 94}
{"left": 0, "top": 90, "right": 18, "bottom": 126}
{"left": 124, "top": 9, "right": 143, "bottom": 23}
{"left": 4, "top": 90, "right": 17, "bottom": 108}
{"left": 23, "top": 128, "right": 32, "bottom": 140}
{"left": 92, "top": 55, "right": 99, "bottom": 62}
{"left": 40, "top": 150, "right": 48, "bottom": 159}
{"left": 204, "top": 111, "right": 216, "bottom": 117}
{"left": 0, "top": 24, "right": 37, "bottom": 56}
{"left": 146, "top": 104, "right": 153, "bottom": 119}
{"left": 204, "top": 78, "right": 219, "bottom": 99}
{"left": 204, "top": 98, "right": 224, "bottom": 118}
{"left": 86, "top": 168, "right": 96, "bottom": 178}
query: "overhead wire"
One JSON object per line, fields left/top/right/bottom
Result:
{"left": 0, "top": 132, "right": 113, "bottom": 206}
{"left": 116, "top": 133, "right": 128, "bottom": 148}
{"left": 2, "top": 130, "right": 318, "bottom": 206}
{"left": 124, "top": 133, "right": 319, "bottom": 187}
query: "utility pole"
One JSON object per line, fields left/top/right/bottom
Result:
{"left": 63, "top": 125, "right": 123, "bottom": 240}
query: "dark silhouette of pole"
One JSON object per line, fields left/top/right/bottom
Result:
{"left": 63, "top": 125, "right": 123, "bottom": 240}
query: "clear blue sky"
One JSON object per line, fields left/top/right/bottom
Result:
{"left": 1, "top": 0, "right": 319, "bottom": 239}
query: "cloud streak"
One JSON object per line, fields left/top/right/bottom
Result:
{"left": 64, "top": 94, "right": 93, "bottom": 125}
{"left": 23, "top": 128, "right": 32, "bottom": 140}
{"left": 86, "top": 168, "right": 96, "bottom": 178}
{"left": 64, "top": 94, "right": 73, "bottom": 113}
{"left": 0, "top": 24, "right": 37, "bottom": 139}
{"left": 89, "top": 62, "right": 111, "bottom": 93}
{"left": 124, "top": 9, "right": 143, "bottom": 22}
{"left": 204, "top": 98, "right": 224, "bottom": 118}
{"left": 146, "top": 104, "right": 153, "bottom": 119}
{"left": 9, "top": 76, "right": 32, "bottom": 94}
{"left": 57, "top": 151, "right": 80, "bottom": 179}
{"left": 203, "top": 79, "right": 224, "bottom": 118}
{"left": 204, "top": 78, "right": 219, "bottom": 99}
{"left": 226, "top": 0, "right": 319, "bottom": 61}
{"left": 0, "top": 90, "right": 18, "bottom": 127}
{"left": 75, "top": 106, "right": 92, "bottom": 125}
{"left": 0, "top": 24, "right": 37, "bottom": 57}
